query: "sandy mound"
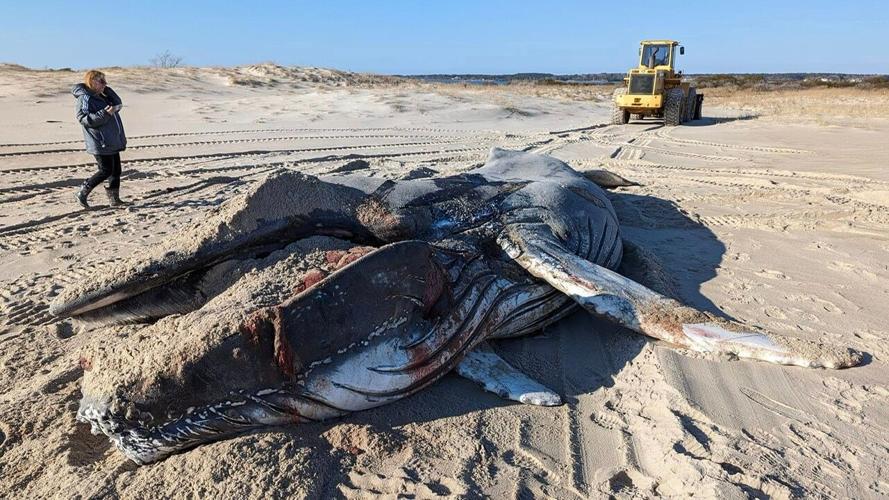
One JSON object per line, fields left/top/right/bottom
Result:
{"left": 229, "top": 63, "right": 403, "bottom": 87}
{"left": 79, "top": 235, "right": 359, "bottom": 420}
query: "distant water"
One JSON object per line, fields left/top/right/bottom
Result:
{"left": 402, "top": 74, "right": 621, "bottom": 86}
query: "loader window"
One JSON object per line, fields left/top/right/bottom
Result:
{"left": 642, "top": 45, "right": 670, "bottom": 68}
{"left": 629, "top": 74, "right": 655, "bottom": 94}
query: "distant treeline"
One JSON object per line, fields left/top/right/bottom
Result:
{"left": 690, "top": 74, "right": 889, "bottom": 90}
{"left": 404, "top": 72, "right": 889, "bottom": 90}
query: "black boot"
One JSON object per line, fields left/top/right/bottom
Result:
{"left": 105, "top": 187, "right": 126, "bottom": 207}
{"left": 75, "top": 183, "right": 92, "bottom": 209}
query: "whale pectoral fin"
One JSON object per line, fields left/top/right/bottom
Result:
{"left": 498, "top": 227, "right": 863, "bottom": 369}
{"left": 580, "top": 169, "right": 640, "bottom": 189}
{"left": 456, "top": 342, "right": 562, "bottom": 406}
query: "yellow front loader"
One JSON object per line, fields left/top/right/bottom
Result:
{"left": 611, "top": 40, "right": 702, "bottom": 126}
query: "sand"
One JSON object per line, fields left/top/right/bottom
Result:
{"left": 1, "top": 64, "right": 887, "bottom": 498}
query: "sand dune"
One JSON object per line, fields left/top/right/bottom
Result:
{"left": 1, "top": 65, "right": 887, "bottom": 498}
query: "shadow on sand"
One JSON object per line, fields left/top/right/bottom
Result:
{"left": 627, "top": 113, "right": 759, "bottom": 127}
{"left": 684, "top": 114, "right": 759, "bottom": 126}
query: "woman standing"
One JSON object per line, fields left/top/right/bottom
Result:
{"left": 72, "top": 70, "right": 127, "bottom": 208}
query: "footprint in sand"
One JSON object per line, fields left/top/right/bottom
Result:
{"left": 829, "top": 260, "right": 878, "bottom": 281}
{"left": 607, "top": 470, "right": 642, "bottom": 496}
{"left": 818, "top": 376, "right": 889, "bottom": 428}
{"left": 674, "top": 434, "right": 709, "bottom": 459}
{"left": 762, "top": 305, "right": 788, "bottom": 319}
{"left": 806, "top": 240, "right": 847, "bottom": 256}
{"left": 786, "top": 294, "right": 845, "bottom": 314}
{"left": 46, "top": 321, "right": 75, "bottom": 339}
{"left": 64, "top": 419, "right": 112, "bottom": 466}
{"left": 755, "top": 269, "right": 790, "bottom": 280}
{"left": 340, "top": 470, "right": 462, "bottom": 498}
{"left": 590, "top": 409, "right": 628, "bottom": 431}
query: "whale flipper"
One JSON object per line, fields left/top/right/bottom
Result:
{"left": 456, "top": 342, "right": 562, "bottom": 406}
{"left": 580, "top": 169, "right": 640, "bottom": 189}
{"left": 498, "top": 225, "right": 863, "bottom": 369}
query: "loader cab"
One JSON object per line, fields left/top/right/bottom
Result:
{"left": 638, "top": 40, "right": 681, "bottom": 70}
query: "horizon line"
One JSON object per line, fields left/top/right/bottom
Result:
{"left": 2, "top": 62, "right": 886, "bottom": 78}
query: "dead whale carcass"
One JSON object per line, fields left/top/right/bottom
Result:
{"left": 51, "top": 148, "right": 862, "bottom": 464}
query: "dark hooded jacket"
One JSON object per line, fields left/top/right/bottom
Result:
{"left": 72, "top": 83, "right": 127, "bottom": 155}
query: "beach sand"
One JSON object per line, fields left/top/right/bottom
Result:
{"left": 1, "top": 64, "right": 887, "bottom": 498}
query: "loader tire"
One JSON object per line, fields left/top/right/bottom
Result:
{"left": 694, "top": 94, "right": 704, "bottom": 120}
{"left": 685, "top": 87, "right": 698, "bottom": 122}
{"left": 664, "top": 88, "right": 685, "bottom": 126}
{"left": 611, "top": 88, "right": 630, "bottom": 125}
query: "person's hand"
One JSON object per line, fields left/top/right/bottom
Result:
{"left": 104, "top": 105, "right": 116, "bottom": 115}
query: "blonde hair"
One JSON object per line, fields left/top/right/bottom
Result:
{"left": 83, "top": 70, "right": 106, "bottom": 93}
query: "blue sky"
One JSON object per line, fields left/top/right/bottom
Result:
{"left": 1, "top": 1, "right": 885, "bottom": 74}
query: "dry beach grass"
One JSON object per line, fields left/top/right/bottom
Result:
{"left": 703, "top": 87, "right": 889, "bottom": 123}
{"left": 0, "top": 64, "right": 888, "bottom": 498}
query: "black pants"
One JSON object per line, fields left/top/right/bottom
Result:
{"left": 84, "top": 153, "right": 122, "bottom": 190}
